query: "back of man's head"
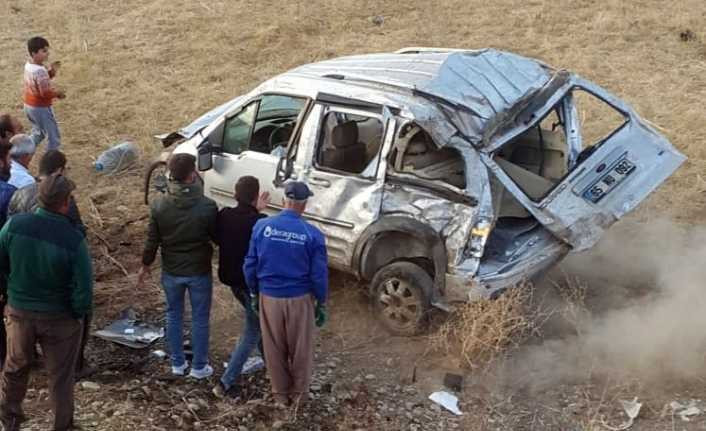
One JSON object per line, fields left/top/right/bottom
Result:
{"left": 235, "top": 176, "right": 259, "bottom": 206}
{"left": 27, "top": 36, "right": 49, "bottom": 55}
{"left": 9, "top": 134, "right": 36, "bottom": 159}
{"left": 38, "top": 174, "right": 75, "bottom": 213}
{"left": 168, "top": 153, "right": 196, "bottom": 183}
{"left": 39, "top": 150, "right": 67, "bottom": 177}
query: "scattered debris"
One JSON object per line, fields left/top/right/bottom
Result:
{"left": 151, "top": 350, "right": 167, "bottom": 359}
{"left": 443, "top": 373, "right": 463, "bottom": 392}
{"left": 669, "top": 400, "right": 702, "bottom": 422}
{"left": 680, "top": 29, "right": 696, "bottom": 42}
{"left": 601, "top": 398, "right": 641, "bottom": 430}
{"left": 93, "top": 308, "right": 164, "bottom": 348}
{"left": 80, "top": 381, "right": 100, "bottom": 391}
{"left": 428, "top": 391, "right": 463, "bottom": 416}
{"left": 371, "top": 15, "right": 384, "bottom": 26}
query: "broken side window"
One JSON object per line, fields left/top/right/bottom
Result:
{"left": 389, "top": 128, "right": 466, "bottom": 189}
{"left": 315, "top": 110, "right": 384, "bottom": 177}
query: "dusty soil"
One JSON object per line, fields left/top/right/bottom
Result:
{"left": 1, "top": 0, "right": 705, "bottom": 430}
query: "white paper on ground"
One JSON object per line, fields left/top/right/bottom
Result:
{"left": 428, "top": 391, "right": 463, "bottom": 415}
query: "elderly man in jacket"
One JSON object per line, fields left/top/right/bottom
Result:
{"left": 243, "top": 181, "right": 328, "bottom": 407}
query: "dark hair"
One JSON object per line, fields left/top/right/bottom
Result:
{"left": 235, "top": 176, "right": 259, "bottom": 205}
{"left": 39, "top": 150, "right": 67, "bottom": 176}
{"left": 0, "top": 114, "right": 13, "bottom": 140}
{"left": 38, "top": 174, "right": 75, "bottom": 212}
{"left": 0, "top": 140, "right": 11, "bottom": 161}
{"left": 168, "top": 153, "right": 196, "bottom": 182}
{"left": 27, "top": 36, "right": 49, "bottom": 55}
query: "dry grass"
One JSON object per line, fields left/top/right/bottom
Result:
{"left": 428, "top": 285, "right": 539, "bottom": 370}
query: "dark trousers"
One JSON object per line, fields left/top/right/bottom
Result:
{"left": 76, "top": 313, "right": 91, "bottom": 372}
{"left": 0, "top": 306, "right": 82, "bottom": 431}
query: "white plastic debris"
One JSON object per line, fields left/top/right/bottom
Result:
{"left": 123, "top": 328, "right": 135, "bottom": 334}
{"left": 151, "top": 350, "right": 167, "bottom": 359}
{"left": 428, "top": 391, "right": 463, "bottom": 416}
{"left": 669, "top": 400, "right": 702, "bottom": 422}
{"left": 601, "top": 397, "right": 641, "bottom": 430}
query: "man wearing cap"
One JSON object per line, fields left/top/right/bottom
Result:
{"left": 0, "top": 174, "right": 92, "bottom": 431}
{"left": 243, "top": 181, "right": 328, "bottom": 407}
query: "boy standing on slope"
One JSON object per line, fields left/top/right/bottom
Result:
{"left": 23, "top": 36, "right": 65, "bottom": 150}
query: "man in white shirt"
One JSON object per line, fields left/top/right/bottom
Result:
{"left": 7, "top": 134, "right": 36, "bottom": 189}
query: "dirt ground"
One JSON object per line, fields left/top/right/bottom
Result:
{"left": 1, "top": 0, "right": 706, "bottom": 429}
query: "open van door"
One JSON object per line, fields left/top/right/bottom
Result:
{"left": 482, "top": 78, "right": 686, "bottom": 251}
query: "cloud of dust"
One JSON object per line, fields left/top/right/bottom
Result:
{"left": 498, "top": 219, "right": 706, "bottom": 390}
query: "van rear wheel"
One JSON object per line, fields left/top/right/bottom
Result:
{"left": 371, "top": 262, "right": 432, "bottom": 336}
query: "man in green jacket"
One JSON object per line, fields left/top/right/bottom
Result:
{"left": 0, "top": 174, "right": 92, "bottom": 431}
{"left": 138, "top": 153, "right": 217, "bottom": 379}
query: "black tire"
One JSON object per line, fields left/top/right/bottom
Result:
{"left": 371, "top": 262, "right": 432, "bottom": 336}
{"left": 144, "top": 160, "right": 168, "bottom": 205}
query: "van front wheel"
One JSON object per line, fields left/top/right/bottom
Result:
{"left": 371, "top": 262, "right": 432, "bottom": 336}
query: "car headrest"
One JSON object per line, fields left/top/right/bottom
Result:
{"left": 330, "top": 121, "right": 359, "bottom": 149}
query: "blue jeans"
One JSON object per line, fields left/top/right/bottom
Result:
{"left": 24, "top": 105, "right": 61, "bottom": 150}
{"left": 221, "top": 288, "right": 262, "bottom": 390}
{"left": 161, "top": 272, "right": 212, "bottom": 370}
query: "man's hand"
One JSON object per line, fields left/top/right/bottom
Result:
{"left": 315, "top": 302, "right": 327, "bottom": 328}
{"left": 255, "top": 191, "right": 271, "bottom": 212}
{"left": 55, "top": 89, "right": 66, "bottom": 99}
{"left": 136, "top": 265, "right": 151, "bottom": 288}
{"left": 49, "top": 61, "right": 61, "bottom": 73}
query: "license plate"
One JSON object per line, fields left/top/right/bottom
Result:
{"left": 582, "top": 157, "right": 636, "bottom": 203}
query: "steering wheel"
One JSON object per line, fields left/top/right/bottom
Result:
{"left": 268, "top": 123, "right": 293, "bottom": 151}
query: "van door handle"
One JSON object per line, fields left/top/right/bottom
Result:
{"left": 309, "top": 177, "right": 331, "bottom": 188}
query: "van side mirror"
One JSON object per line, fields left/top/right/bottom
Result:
{"left": 197, "top": 140, "right": 213, "bottom": 171}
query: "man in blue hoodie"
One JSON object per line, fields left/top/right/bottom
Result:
{"left": 243, "top": 181, "right": 328, "bottom": 406}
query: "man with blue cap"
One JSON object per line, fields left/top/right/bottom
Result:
{"left": 243, "top": 180, "right": 328, "bottom": 407}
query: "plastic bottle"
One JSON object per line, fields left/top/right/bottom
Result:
{"left": 94, "top": 141, "right": 139, "bottom": 174}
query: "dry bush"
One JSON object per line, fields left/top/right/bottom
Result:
{"left": 428, "top": 285, "right": 540, "bottom": 370}
{"left": 552, "top": 273, "right": 590, "bottom": 337}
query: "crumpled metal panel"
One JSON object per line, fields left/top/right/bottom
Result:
{"left": 292, "top": 49, "right": 552, "bottom": 141}
{"left": 381, "top": 183, "right": 477, "bottom": 271}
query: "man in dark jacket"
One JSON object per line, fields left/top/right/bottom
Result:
{"left": 0, "top": 174, "right": 92, "bottom": 431}
{"left": 212, "top": 176, "right": 269, "bottom": 398}
{"left": 138, "top": 153, "right": 217, "bottom": 379}
{"left": 0, "top": 139, "right": 16, "bottom": 370}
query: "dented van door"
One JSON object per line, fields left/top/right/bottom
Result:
{"left": 483, "top": 79, "right": 685, "bottom": 251}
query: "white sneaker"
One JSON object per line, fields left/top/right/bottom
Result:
{"left": 188, "top": 364, "right": 214, "bottom": 379}
{"left": 171, "top": 361, "right": 189, "bottom": 376}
